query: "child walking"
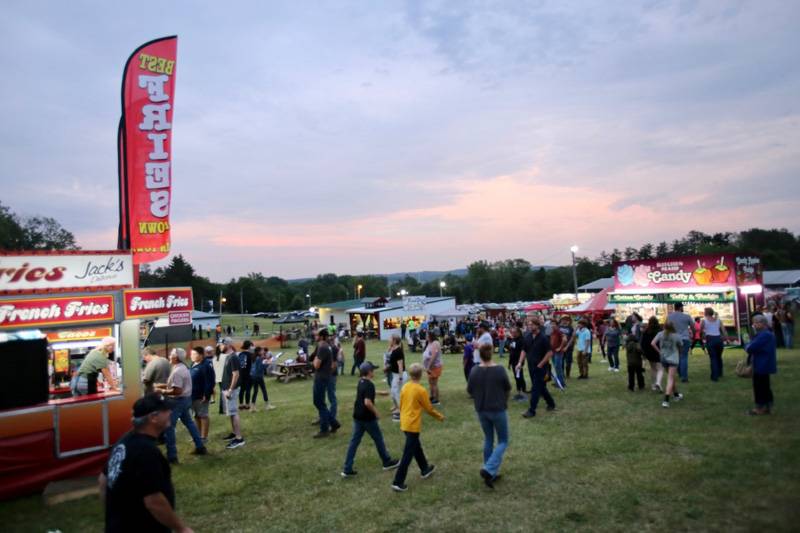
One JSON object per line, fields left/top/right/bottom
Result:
{"left": 341, "top": 362, "right": 399, "bottom": 477}
{"left": 625, "top": 338, "right": 645, "bottom": 391}
{"left": 391, "top": 363, "right": 445, "bottom": 492}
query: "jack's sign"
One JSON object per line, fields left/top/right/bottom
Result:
{"left": 0, "top": 252, "right": 134, "bottom": 294}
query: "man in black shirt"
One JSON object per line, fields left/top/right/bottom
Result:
{"left": 340, "top": 362, "right": 399, "bottom": 477}
{"left": 99, "top": 393, "right": 193, "bottom": 533}
{"left": 312, "top": 329, "right": 340, "bottom": 437}
{"left": 515, "top": 319, "right": 555, "bottom": 418}
{"left": 237, "top": 340, "right": 254, "bottom": 409}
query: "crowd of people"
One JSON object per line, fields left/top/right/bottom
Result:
{"left": 101, "top": 303, "right": 788, "bottom": 531}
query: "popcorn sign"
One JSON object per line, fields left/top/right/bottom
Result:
{"left": 119, "top": 36, "right": 178, "bottom": 264}
{"left": 123, "top": 288, "right": 193, "bottom": 319}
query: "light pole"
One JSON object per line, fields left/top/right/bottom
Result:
{"left": 240, "top": 286, "right": 245, "bottom": 333}
{"left": 570, "top": 245, "right": 579, "bottom": 302}
{"left": 357, "top": 284, "right": 363, "bottom": 299}
{"left": 219, "top": 290, "right": 227, "bottom": 314}
{"left": 305, "top": 293, "right": 311, "bottom": 309}
{"left": 439, "top": 280, "right": 446, "bottom": 297}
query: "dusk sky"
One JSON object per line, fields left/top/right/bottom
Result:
{"left": 1, "top": 1, "right": 798, "bottom": 281}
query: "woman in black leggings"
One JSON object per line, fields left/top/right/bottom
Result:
{"left": 507, "top": 327, "right": 527, "bottom": 400}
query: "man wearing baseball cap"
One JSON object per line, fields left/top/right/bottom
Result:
{"left": 99, "top": 393, "right": 193, "bottom": 533}
{"left": 341, "top": 361, "right": 399, "bottom": 477}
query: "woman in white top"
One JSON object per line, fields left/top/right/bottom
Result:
{"left": 652, "top": 321, "right": 684, "bottom": 408}
{"left": 422, "top": 331, "right": 443, "bottom": 405}
{"left": 213, "top": 343, "right": 229, "bottom": 415}
{"left": 700, "top": 307, "right": 726, "bottom": 382}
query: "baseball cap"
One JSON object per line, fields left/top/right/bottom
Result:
{"left": 133, "top": 393, "right": 173, "bottom": 417}
{"left": 222, "top": 337, "right": 234, "bottom": 346}
{"left": 359, "top": 361, "right": 378, "bottom": 375}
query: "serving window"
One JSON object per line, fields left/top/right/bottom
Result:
{"left": 0, "top": 326, "right": 124, "bottom": 411}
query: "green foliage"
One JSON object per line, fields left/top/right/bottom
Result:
{"left": 136, "top": 227, "right": 799, "bottom": 310}
{"left": 0, "top": 201, "right": 78, "bottom": 250}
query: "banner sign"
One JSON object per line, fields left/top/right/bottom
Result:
{"left": 123, "top": 287, "right": 193, "bottom": 319}
{"left": 403, "top": 296, "right": 425, "bottom": 312}
{"left": 168, "top": 310, "right": 192, "bottom": 325}
{"left": 609, "top": 292, "right": 736, "bottom": 304}
{"left": 608, "top": 293, "right": 658, "bottom": 304}
{"left": 734, "top": 255, "right": 762, "bottom": 287}
{"left": 0, "top": 252, "right": 133, "bottom": 294}
{"left": 119, "top": 36, "right": 178, "bottom": 264}
{"left": 614, "top": 254, "right": 740, "bottom": 291}
{"left": 46, "top": 327, "right": 114, "bottom": 343}
{"left": 0, "top": 295, "right": 116, "bottom": 329}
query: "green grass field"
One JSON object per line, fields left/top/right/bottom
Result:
{"left": 2, "top": 341, "right": 799, "bottom": 532}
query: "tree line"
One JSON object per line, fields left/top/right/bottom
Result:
{"left": 139, "top": 228, "right": 800, "bottom": 313}
{"left": 1, "top": 202, "right": 796, "bottom": 310}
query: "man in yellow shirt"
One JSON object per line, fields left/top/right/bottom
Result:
{"left": 391, "top": 363, "right": 444, "bottom": 492}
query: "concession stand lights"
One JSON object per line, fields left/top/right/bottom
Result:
{"left": 347, "top": 296, "right": 456, "bottom": 341}
{"left": 609, "top": 253, "right": 764, "bottom": 343}
{"left": 0, "top": 250, "right": 193, "bottom": 499}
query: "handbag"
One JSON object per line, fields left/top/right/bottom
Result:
{"left": 735, "top": 356, "right": 752, "bottom": 378}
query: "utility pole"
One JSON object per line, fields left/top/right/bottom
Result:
{"left": 570, "top": 245, "right": 579, "bottom": 302}
{"left": 240, "top": 286, "right": 245, "bottom": 333}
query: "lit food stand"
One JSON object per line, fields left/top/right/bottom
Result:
{"left": 0, "top": 251, "right": 193, "bottom": 499}
{"left": 609, "top": 253, "right": 764, "bottom": 342}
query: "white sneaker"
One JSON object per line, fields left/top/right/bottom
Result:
{"left": 673, "top": 393, "right": 684, "bottom": 401}
{"left": 614, "top": 368, "right": 620, "bottom": 373}
{"left": 266, "top": 403, "right": 277, "bottom": 410}
{"left": 661, "top": 401, "right": 670, "bottom": 408}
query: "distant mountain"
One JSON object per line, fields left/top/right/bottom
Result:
{"left": 385, "top": 269, "right": 468, "bottom": 283}
{"left": 288, "top": 266, "right": 555, "bottom": 284}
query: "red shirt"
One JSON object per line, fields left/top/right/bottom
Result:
{"left": 550, "top": 328, "right": 564, "bottom": 352}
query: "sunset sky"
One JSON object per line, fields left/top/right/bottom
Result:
{"left": 1, "top": 1, "right": 798, "bottom": 281}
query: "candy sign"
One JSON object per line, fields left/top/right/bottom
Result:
{"left": 614, "top": 254, "right": 737, "bottom": 291}
{"left": 123, "top": 288, "right": 193, "bottom": 319}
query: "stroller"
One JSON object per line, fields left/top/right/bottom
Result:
{"left": 409, "top": 330, "right": 421, "bottom": 352}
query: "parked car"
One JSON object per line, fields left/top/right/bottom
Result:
{"left": 253, "top": 312, "right": 279, "bottom": 318}
{"left": 274, "top": 312, "right": 308, "bottom": 324}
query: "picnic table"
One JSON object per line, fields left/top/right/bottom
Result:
{"left": 272, "top": 361, "right": 312, "bottom": 383}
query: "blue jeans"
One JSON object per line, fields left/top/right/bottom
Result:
{"left": 678, "top": 339, "right": 691, "bottom": 381}
{"left": 607, "top": 345, "right": 620, "bottom": 369}
{"left": 166, "top": 396, "right": 204, "bottom": 460}
{"left": 498, "top": 339, "right": 506, "bottom": 357}
{"left": 552, "top": 352, "right": 565, "bottom": 389}
{"left": 706, "top": 336, "right": 724, "bottom": 381}
{"left": 342, "top": 419, "right": 392, "bottom": 473}
{"left": 782, "top": 323, "right": 793, "bottom": 349}
{"left": 477, "top": 410, "right": 509, "bottom": 477}
{"left": 327, "top": 375, "right": 338, "bottom": 423}
{"left": 527, "top": 364, "right": 555, "bottom": 415}
{"left": 313, "top": 378, "right": 335, "bottom": 432}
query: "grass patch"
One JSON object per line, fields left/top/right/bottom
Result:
{"left": 1, "top": 342, "right": 799, "bottom": 532}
